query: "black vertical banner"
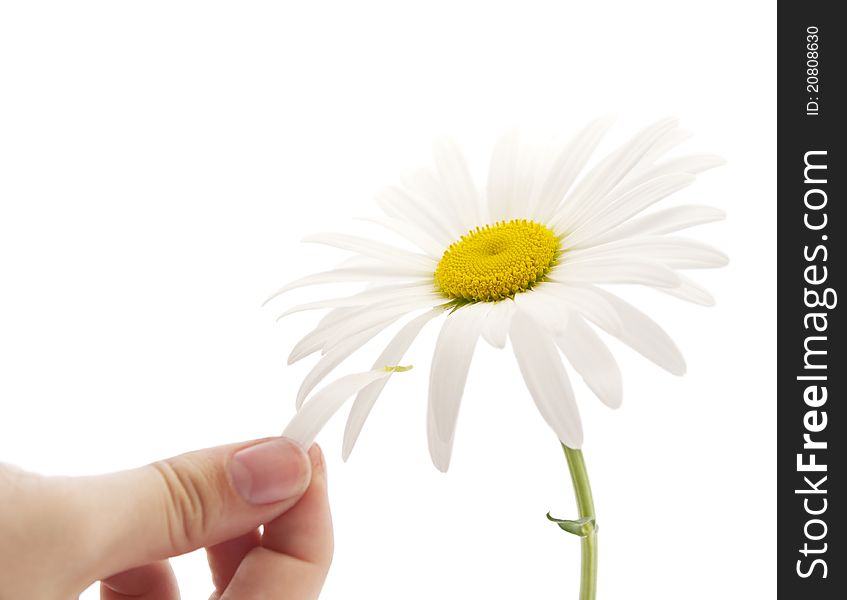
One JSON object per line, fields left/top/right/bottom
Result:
{"left": 778, "top": 3, "right": 844, "bottom": 598}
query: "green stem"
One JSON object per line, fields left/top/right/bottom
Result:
{"left": 563, "top": 444, "right": 597, "bottom": 600}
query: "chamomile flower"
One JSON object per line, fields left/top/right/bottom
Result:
{"left": 276, "top": 118, "right": 727, "bottom": 471}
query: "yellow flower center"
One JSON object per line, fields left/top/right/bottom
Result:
{"left": 435, "top": 219, "right": 560, "bottom": 302}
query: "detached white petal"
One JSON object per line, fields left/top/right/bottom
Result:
{"left": 283, "top": 370, "right": 392, "bottom": 448}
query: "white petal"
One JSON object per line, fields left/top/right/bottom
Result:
{"left": 556, "top": 313, "right": 623, "bottom": 409}
{"left": 356, "top": 214, "right": 447, "bottom": 258}
{"left": 427, "top": 303, "right": 487, "bottom": 467}
{"left": 635, "top": 238, "right": 730, "bottom": 269}
{"left": 630, "top": 127, "right": 693, "bottom": 170}
{"left": 610, "top": 127, "right": 693, "bottom": 191}
{"left": 535, "top": 282, "right": 622, "bottom": 336}
{"left": 563, "top": 173, "right": 696, "bottom": 248}
{"left": 334, "top": 255, "right": 387, "bottom": 269}
{"left": 284, "top": 307, "right": 356, "bottom": 362}
{"left": 486, "top": 130, "right": 521, "bottom": 222}
{"left": 509, "top": 308, "right": 583, "bottom": 448}
{"left": 314, "top": 306, "right": 357, "bottom": 329}
{"left": 320, "top": 297, "right": 440, "bottom": 353}
{"left": 263, "top": 265, "right": 431, "bottom": 305}
{"left": 427, "top": 399, "right": 452, "bottom": 472}
{"left": 277, "top": 284, "right": 437, "bottom": 319}
{"left": 555, "top": 118, "right": 680, "bottom": 228}
{"left": 656, "top": 274, "right": 715, "bottom": 306}
{"left": 480, "top": 299, "right": 516, "bottom": 349}
{"left": 289, "top": 299, "right": 432, "bottom": 364}
{"left": 295, "top": 318, "right": 400, "bottom": 408}
{"left": 533, "top": 116, "right": 614, "bottom": 222}
{"left": 375, "top": 184, "right": 456, "bottom": 244}
{"left": 624, "top": 154, "right": 725, "bottom": 190}
{"left": 591, "top": 204, "right": 725, "bottom": 244}
{"left": 432, "top": 138, "right": 482, "bottom": 232}
{"left": 565, "top": 237, "right": 729, "bottom": 270}
{"left": 287, "top": 307, "right": 360, "bottom": 364}
{"left": 287, "top": 303, "right": 390, "bottom": 363}
{"left": 398, "top": 169, "right": 466, "bottom": 239}
{"left": 512, "top": 132, "right": 550, "bottom": 219}
{"left": 513, "top": 289, "right": 570, "bottom": 334}
{"left": 552, "top": 258, "right": 681, "bottom": 288}
{"left": 303, "top": 232, "right": 436, "bottom": 270}
{"left": 591, "top": 288, "right": 686, "bottom": 375}
{"left": 283, "top": 370, "right": 391, "bottom": 448}
{"left": 342, "top": 309, "right": 443, "bottom": 460}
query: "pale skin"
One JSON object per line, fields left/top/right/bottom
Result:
{"left": 0, "top": 437, "right": 333, "bottom": 600}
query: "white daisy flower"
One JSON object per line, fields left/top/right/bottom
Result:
{"left": 276, "top": 118, "right": 727, "bottom": 471}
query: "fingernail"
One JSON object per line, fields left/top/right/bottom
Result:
{"left": 309, "top": 444, "right": 325, "bottom": 472}
{"left": 230, "top": 438, "right": 311, "bottom": 504}
{"left": 309, "top": 444, "right": 327, "bottom": 491}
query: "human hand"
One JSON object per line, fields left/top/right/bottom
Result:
{"left": 0, "top": 437, "right": 333, "bottom": 600}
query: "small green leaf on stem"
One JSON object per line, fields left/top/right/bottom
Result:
{"left": 546, "top": 513, "right": 597, "bottom": 537}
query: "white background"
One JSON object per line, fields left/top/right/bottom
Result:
{"left": 0, "top": 1, "right": 775, "bottom": 598}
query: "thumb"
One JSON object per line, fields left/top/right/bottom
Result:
{"left": 67, "top": 437, "right": 312, "bottom": 581}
